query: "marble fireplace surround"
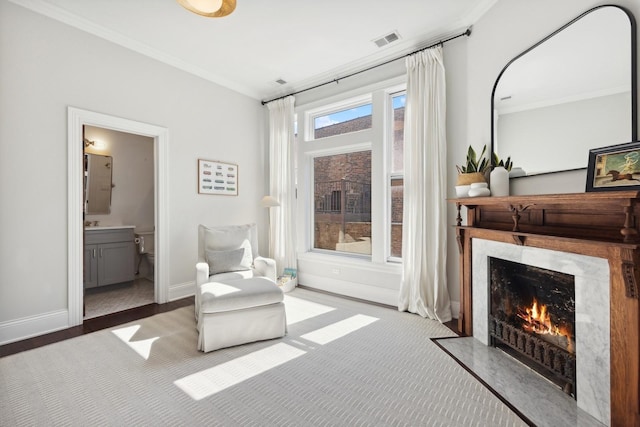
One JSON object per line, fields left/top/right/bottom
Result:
{"left": 472, "top": 238, "right": 610, "bottom": 424}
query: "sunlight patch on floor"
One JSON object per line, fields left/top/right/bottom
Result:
{"left": 284, "top": 295, "right": 335, "bottom": 325}
{"left": 111, "top": 325, "right": 159, "bottom": 360}
{"left": 301, "top": 314, "right": 378, "bottom": 345}
{"left": 174, "top": 342, "right": 306, "bottom": 400}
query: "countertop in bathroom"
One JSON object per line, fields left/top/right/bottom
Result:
{"left": 84, "top": 225, "right": 136, "bottom": 231}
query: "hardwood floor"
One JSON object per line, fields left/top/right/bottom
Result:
{"left": 0, "top": 297, "right": 194, "bottom": 358}
{"left": 443, "top": 319, "right": 461, "bottom": 336}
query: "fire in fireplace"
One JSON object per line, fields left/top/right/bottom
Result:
{"left": 488, "top": 257, "right": 576, "bottom": 396}
{"left": 517, "top": 297, "right": 574, "bottom": 353}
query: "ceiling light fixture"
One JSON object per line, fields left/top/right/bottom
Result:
{"left": 177, "top": 0, "right": 236, "bottom": 18}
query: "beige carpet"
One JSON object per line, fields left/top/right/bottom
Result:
{"left": 0, "top": 289, "right": 526, "bottom": 426}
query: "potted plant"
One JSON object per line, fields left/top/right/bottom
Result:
{"left": 456, "top": 145, "right": 490, "bottom": 185}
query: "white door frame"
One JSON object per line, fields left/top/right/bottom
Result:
{"left": 67, "top": 107, "right": 169, "bottom": 326}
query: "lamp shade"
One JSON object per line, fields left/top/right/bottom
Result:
{"left": 177, "top": 0, "right": 236, "bottom": 17}
{"left": 260, "top": 195, "right": 280, "bottom": 207}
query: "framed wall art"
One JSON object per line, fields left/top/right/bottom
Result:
{"left": 198, "top": 159, "right": 238, "bottom": 196}
{"left": 586, "top": 141, "right": 640, "bottom": 192}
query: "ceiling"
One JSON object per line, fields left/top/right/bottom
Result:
{"left": 11, "top": 0, "right": 497, "bottom": 101}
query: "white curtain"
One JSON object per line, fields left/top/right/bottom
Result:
{"left": 398, "top": 46, "right": 452, "bottom": 322}
{"left": 266, "top": 96, "right": 297, "bottom": 275}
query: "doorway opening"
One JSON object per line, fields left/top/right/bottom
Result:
{"left": 68, "top": 107, "right": 169, "bottom": 326}
{"left": 83, "top": 125, "right": 156, "bottom": 319}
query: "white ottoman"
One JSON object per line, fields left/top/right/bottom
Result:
{"left": 197, "top": 277, "right": 287, "bottom": 352}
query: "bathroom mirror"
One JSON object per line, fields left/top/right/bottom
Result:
{"left": 491, "top": 5, "right": 637, "bottom": 176}
{"left": 84, "top": 153, "right": 113, "bottom": 214}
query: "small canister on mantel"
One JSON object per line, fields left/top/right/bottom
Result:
{"left": 490, "top": 166, "right": 509, "bottom": 197}
{"left": 468, "top": 182, "right": 490, "bottom": 197}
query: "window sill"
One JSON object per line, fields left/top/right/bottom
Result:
{"left": 297, "top": 251, "right": 402, "bottom": 275}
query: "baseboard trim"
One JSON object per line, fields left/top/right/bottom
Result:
{"left": 298, "top": 272, "right": 398, "bottom": 306}
{"left": 297, "top": 285, "right": 396, "bottom": 310}
{"left": 169, "top": 281, "right": 195, "bottom": 301}
{"left": 0, "top": 309, "right": 69, "bottom": 346}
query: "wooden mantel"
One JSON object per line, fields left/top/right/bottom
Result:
{"left": 449, "top": 191, "right": 640, "bottom": 427}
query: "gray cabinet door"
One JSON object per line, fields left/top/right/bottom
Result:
{"left": 98, "top": 241, "right": 135, "bottom": 286}
{"left": 83, "top": 244, "right": 99, "bottom": 288}
{"left": 84, "top": 228, "right": 135, "bottom": 288}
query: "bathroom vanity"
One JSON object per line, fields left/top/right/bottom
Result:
{"left": 84, "top": 226, "right": 135, "bottom": 288}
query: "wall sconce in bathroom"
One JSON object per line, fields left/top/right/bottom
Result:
{"left": 84, "top": 138, "right": 106, "bottom": 150}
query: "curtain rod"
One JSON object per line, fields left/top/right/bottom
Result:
{"left": 261, "top": 27, "right": 471, "bottom": 105}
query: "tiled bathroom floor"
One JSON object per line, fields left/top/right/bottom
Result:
{"left": 84, "top": 278, "right": 154, "bottom": 319}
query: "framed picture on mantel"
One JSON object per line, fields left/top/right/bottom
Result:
{"left": 586, "top": 141, "right": 640, "bottom": 192}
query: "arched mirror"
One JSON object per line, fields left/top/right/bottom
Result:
{"left": 491, "top": 5, "right": 637, "bottom": 176}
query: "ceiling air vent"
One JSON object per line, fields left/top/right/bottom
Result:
{"left": 275, "top": 78, "right": 287, "bottom": 85}
{"left": 373, "top": 31, "right": 401, "bottom": 48}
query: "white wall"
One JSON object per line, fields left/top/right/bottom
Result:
{"left": 84, "top": 126, "right": 155, "bottom": 231}
{"left": 445, "top": 0, "right": 640, "bottom": 307}
{"left": 0, "top": 1, "right": 267, "bottom": 342}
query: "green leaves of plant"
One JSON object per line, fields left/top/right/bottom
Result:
{"left": 491, "top": 152, "right": 513, "bottom": 171}
{"left": 457, "top": 144, "right": 489, "bottom": 173}
{"left": 456, "top": 145, "right": 515, "bottom": 173}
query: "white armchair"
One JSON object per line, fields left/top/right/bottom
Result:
{"left": 196, "top": 223, "right": 277, "bottom": 315}
{"left": 194, "top": 223, "right": 285, "bottom": 352}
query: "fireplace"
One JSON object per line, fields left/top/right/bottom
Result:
{"left": 452, "top": 192, "right": 640, "bottom": 426}
{"left": 488, "top": 257, "right": 576, "bottom": 396}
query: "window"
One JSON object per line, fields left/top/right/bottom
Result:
{"left": 312, "top": 102, "right": 372, "bottom": 140}
{"left": 313, "top": 151, "right": 372, "bottom": 255}
{"left": 389, "top": 92, "right": 405, "bottom": 260}
{"left": 390, "top": 177, "right": 403, "bottom": 258}
{"left": 298, "top": 82, "right": 406, "bottom": 265}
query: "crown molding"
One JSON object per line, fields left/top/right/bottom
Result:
{"left": 455, "top": 0, "right": 499, "bottom": 29}
{"left": 9, "top": 0, "right": 261, "bottom": 99}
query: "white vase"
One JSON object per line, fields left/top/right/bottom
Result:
{"left": 490, "top": 166, "right": 509, "bottom": 197}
